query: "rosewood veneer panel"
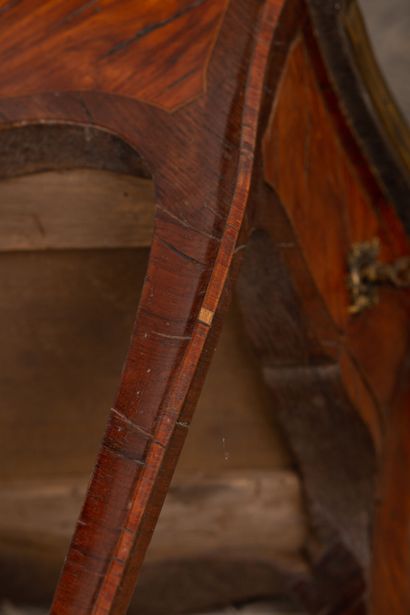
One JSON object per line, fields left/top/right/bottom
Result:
{"left": 0, "top": 0, "right": 408, "bottom": 613}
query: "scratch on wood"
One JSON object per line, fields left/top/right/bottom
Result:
{"left": 102, "top": 442, "right": 146, "bottom": 466}
{"left": 31, "top": 213, "right": 46, "bottom": 237}
{"left": 202, "top": 202, "right": 225, "bottom": 220}
{"left": 157, "top": 237, "right": 207, "bottom": 267}
{"left": 152, "top": 439, "right": 166, "bottom": 450}
{"left": 234, "top": 243, "right": 247, "bottom": 254}
{"left": 158, "top": 204, "right": 221, "bottom": 242}
{"left": 162, "top": 66, "right": 198, "bottom": 92}
{"left": 111, "top": 408, "right": 154, "bottom": 441}
{"left": 71, "top": 545, "right": 108, "bottom": 563}
{"left": 152, "top": 330, "right": 192, "bottom": 341}
{"left": 102, "top": 0, "right": 209, "bottom": 58}
{"left": 76, "top": 95, "right": 94, "bottom": 123}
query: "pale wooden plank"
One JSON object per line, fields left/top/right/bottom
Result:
{"left": 0, "top": 283, "right": 290, "bottom": 482}
{"left": 0, "top": 471, "right": 306, "bottom": 562}
{"left": 0, "top": 170, "right": 155, "bottom": 251}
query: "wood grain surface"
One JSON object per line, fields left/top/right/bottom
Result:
{"left": 0, "top": 0, "right": 409, "bottom": 613}
{"left": 0, "top": 0, "right": 288, "bottom": 613}
{"left": 263, "top": 32, "right": 408, "bottom": 439}
{"left": 0, "top": 0, "right": 229, "bottom": 110}
{"left": 252, "top": 1, "right": 410, "bottom": 613}
{"left": 0, "top": 251, "right": 305, "bottom": 614}
{"left": 0, "top": 171, "right": 154, "bottom": 251}
{"left": 0, "top": 472, "right": 305, "bottom": 566}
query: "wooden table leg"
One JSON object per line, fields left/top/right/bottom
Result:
{"left": 42, "top": 2, "right": 283, "bottom": 613}
{"left": 0, "top": 0, "right": 408, "bottom": 613}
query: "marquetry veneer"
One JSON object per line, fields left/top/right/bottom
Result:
{"left": 0, "top": 0, "right": 408, "bottom": 614}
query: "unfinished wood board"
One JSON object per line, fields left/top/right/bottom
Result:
{"left": 0, "top": 472, "right": 307, "bottom": 614}
{"left": 178, "top": 304, "right": 291, "bottom": 474}
{"left": 0, "top": 170, "right": 296, "bottom": 611}
{"left": 0, "top": 247, "right": 299, "bottom": 612}
{"left": 0, "top": 248, "right": 290, "bottom": 481}
{"left": 0, "top": 170, "right": 155, "bottom": 251}
{"left": 0, "top": 471, "right": 306, "bottom": 562}
{"left": 0, "top": 249, "right": 148, "bottom": 480}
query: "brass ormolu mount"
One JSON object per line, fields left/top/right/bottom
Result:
{"left": 348, "top": 239, "right": 410, "bottom": 314}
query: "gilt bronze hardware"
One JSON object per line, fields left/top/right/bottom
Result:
{"left": 348, "top": 238, "right": 410, "bottom": 314}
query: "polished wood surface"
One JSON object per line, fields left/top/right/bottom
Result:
{"left": 0, "top": 0, "right": 228, "bottom": 110}
{"left": 0, "top": 249, "right": 306, "bottom": 613}
{"left": 0, "top": 0, "right": 408, "bottom": 613}
{"left": 252, "top": 1, "right": 410, "bottom": 612}
{"left": 263, "top": 31, "right": 408, "bottom": 447}
{"left": 0, "top": 0, "right": 286, "bottom": 613}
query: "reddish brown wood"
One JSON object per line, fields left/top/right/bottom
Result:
{"left": 263, "top": 30, "right": 409, "bottom": 450}
{"left": 369, "top": 357, "right": 410, "bottom": 615}
{"left": 0, "top": 0, "right": 286, "bottom": 613}
{"left": 0, "top": 0, "right": 409, "bottom": 614}
{"left": 0, "top": 0, "right": 229, "bottom": 110}
{"left": 241, "top": 1, "right": 410, "bottom": 613}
